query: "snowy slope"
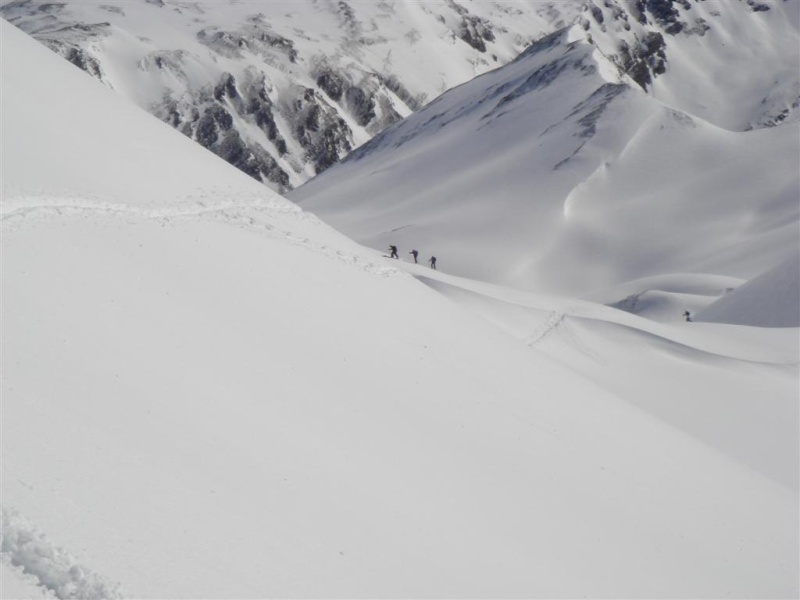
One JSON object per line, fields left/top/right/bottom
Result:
{"left": 289, "top": 5, "right": 800, "bottom": 298}
{"left": 0, "top": 0, "right": 583, "bottom": 191}
{"left": 2, "top": 18, "right": 798, "bottom": 599}
{"left": 579, "top": 0, "right": 800, "bottom": 131}
{"left": 694, "top": 248, "right": 800, "bottom": 327}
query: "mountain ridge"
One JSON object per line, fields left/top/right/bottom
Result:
{"left": 289, "top": 2, "right": 799, "bottom": 296}
{"left": 0, "top": 0, "right": 583, "bottom": 191}
{"left": 2, "top": 15, "right": 797, "bottom": 599}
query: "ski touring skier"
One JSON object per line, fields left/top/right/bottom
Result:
{"left": 409, "top": 249, "right": 418, "bottom": 263}
{"left": 428, "top": 256, "right": 437, "bottom": 270}
{"left": 388, "top": 245, "right": 399, "bottom": 259}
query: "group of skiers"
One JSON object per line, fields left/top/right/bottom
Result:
{"left": 388, "top": 245, "right": 436, "bottom": 269}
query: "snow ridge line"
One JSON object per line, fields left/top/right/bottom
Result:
{"left": 524, "top": 311, "right": 566, "bottom": 347}
{"left": 191, "top": 207, "right": 400, "bottom": 278}
{"left": 0, "top": 196, "right": 299, "bottom": 221}
{"left": 1, "top": 507, "right": 125, "bottom": 599}
{"left": 0, "top": 198, "right": 399, "bottom": 278}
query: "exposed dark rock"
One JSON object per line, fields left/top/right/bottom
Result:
{"left": 253, "top": 29, "right": 298, "bottom": 62}
{"left": 630, "top": 0, "right": 648, "bottom": 25}
{"left": 590, "top": 3, "right": 604, "bottom": 24}
{"left": 37, "top": 2, "right": 66, "bottom": 12}
{"left": 197, "top": 25, "right": 297, "bottom": 63}
{"left": 378, "top": 73, "right": 425, "bottom": 110}
{"left": 194, "top": 104, "right": 234, "bottom": 148}
{"left": 167, "top": 95, "right": 291, "bottom": 190}
{"left": 615, "top": 31, "right": 667, "bottom": 89}
{"left": 288, "top": 86, "right": 354, "bottom": 174}
{"left": 447, "top": 0, "right": 495, "bottom": 52}
{"left": 99, "top": 5, "right": 125, "bottom": 16}
{"left": 217, "top": 130, "right": 290, "bottom": 190}
{"left": 61, "top": 45, "right": 103, "bottom": 78}
{"left": 138, "top": 50, "right": 188, "bottom": 78}
{"left": 247, "top": 97, "right": 285, "bottom": 153}
{"left": 345, "top": 85, "right": 376, "bottom": 126}
{"left": 214, "top": 72, "right": 240, "bottom": 102}
{"left": 644, "top": 0, "right": 685, "bottom": 35}
{"left": 316, "top": 70, "right": 346, "bottom": 101}
{"left": 746, "top": 0, "right": 771, "bottom": 12}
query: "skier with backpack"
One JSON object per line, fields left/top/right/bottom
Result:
{"left": 388, "top": 245, "right": 399, "bottom": 259}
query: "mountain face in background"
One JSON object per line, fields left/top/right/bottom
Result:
{"left": 289, "top": 0, "right": 800, "bottom": 295}
{"left": 578, "top": 0, "right": 800, "bottom": 130}
{"left": 0, "top": 0, "right": 583, "bottom": 192}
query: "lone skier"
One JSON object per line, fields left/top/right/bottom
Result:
{"left": 389, "top": 245, "right": 399, "bottom": 259}
{"left": 428, "top": 256, "right": 437, "bottom": 270}
{"left": 409, "top": 249, "right": 418, "bottom": 263}
{"left": 683, "top": 310, "right": 692, "bottom": 322}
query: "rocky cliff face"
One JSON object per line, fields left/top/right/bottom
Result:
{"left": 0, "top": 0, "right": 583, "bottom": 192}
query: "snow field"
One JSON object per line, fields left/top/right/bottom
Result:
{"left": 1, "top": 509, "right": 122, "bottom": 599}
{"left": 3, "top": 208, "right": 797, "bottom": 598}
{"left": 2, "top": 15, "right": 798, "bottom": 599}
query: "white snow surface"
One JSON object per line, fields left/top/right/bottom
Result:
{"left": 2, "top": 18, "right": 798, "bottom": 600}
{"left": 581, "top": 0, "right": 800, "bottom": 131}
{"left": 694, "top": 248, "right": 800, "bottom": 327}
{"left": 290, "top": 22, "right": 800, "bottom": 298}
{"left": 1, "top": 563, "right": 56, "bottom": 600}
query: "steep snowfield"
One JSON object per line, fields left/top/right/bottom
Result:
{"left": 694, "top": 248, "right": 800, "bottom": 327}
{"left": 2, "top": 19, "right": 797, "bottom": 599}
{"left": 580, "top": 0, "right": 800, "bottom": 131}
{"left": 290, "top": 17, "right": 799, "bottom": 298}
{"left": 0, "top": 0, "right": 583, "bottom": 191}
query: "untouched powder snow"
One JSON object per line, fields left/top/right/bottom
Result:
{"left": 695, "top": 249, "right": 800, "bottom": 328}
{"left": 2, "top": 19, "right": 798, "bottom": 599}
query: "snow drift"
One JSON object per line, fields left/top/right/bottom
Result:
{"left": 694, "top": 250, "right": 800, "bottom": 327}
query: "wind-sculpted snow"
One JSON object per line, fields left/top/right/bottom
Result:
{"left": 292, "top": 19, "right": 800, "bottom": 296}
{"left": 695, "top": 250, "right": 800, "bottom": 328}
{"left": 1, "top": 508, "right": 124, "bottom": 600}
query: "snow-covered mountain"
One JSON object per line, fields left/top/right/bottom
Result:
{"left": 0, "top": 0, "right": 583, "bottom": 192}
{"left": 2, "top": 16, "right": 797, "bottom": 599}
{"left": 289, "top": 0, "right": 800, "bottom": 298}
{"left": 579, "top": 0, "right": 800, "bottom": 130}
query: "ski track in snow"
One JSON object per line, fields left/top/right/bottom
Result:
{"left": 0, "top": 195, "right": 399, "bottom": 279}
{"left": 0, "top": 507, "right": 124, "bottom": 600}
{"left": 524, "top": 310, "right": 566, "bottom": 347}
{"left": 524, "top": 311, "right": 606, "bottom": 365}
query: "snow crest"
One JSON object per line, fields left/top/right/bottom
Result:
{"left": 1, "top": 507, "right": 125, "bottom": 600}
{"left": 0, "top": 195, "right": 399, "bottom": 279}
